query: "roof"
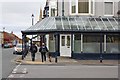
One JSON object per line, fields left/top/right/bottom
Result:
{"left": 22, "top": 16, "right": 120, "bottom": 34}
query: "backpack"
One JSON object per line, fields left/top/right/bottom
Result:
{"left": 32, "top": 46, "right": 37, "bottom": 53}
{"left": 41, "top": 47, "right": 47, "bottom": 53}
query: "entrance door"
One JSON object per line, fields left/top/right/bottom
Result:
{"left": 60, "top": 34, "right": 71, "bottom": 57}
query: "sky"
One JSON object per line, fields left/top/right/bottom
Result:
{"left": 0, "top": 0, "right": 46, "bottom": 38}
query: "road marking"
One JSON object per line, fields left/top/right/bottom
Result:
{"left": 20, "top": 74, "right": 25, "bottom": 78}
{"left": 8, "top": 74, "right": 14, "bottom": 78}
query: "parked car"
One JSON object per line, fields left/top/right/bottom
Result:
{"left": 13, "top": 44, "right": 28, "bottom": 55}
{"left": 3, "top": 44, "right": 9, "bottom": 48}
{"left": 13, "top": 44, "right": 23, "bottom": 55}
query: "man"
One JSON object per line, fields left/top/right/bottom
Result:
{"left": 39, "top": 43, "right": 49, "bottom": 62}
{"left": 30, "top": 43, "right": 38, "bottom": 61}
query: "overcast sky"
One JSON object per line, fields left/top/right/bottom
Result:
{"left": 0, "top": 0, "right": 46, "bottom": 38}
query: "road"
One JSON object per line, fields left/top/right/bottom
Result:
{"left": 2, "top": 48, "right": 17, "bottom": 79}
{"left": 8, "top": 64, "right": 118, "bottom": 79}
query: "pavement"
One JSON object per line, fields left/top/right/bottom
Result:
{"left": 14, "top": 52, "right": 119, "bottom": 66}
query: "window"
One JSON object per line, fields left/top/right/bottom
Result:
{"left": 104, "top": 2, "right": 113, "bottom": 15}
{"left": 78, "top": 0, "right": 89, "bottom": 13}
{"left": 70, "top": 0, "right": 94, "bottom": 15}
{"left": 51, "top": 8, "right": 56, "bottom": 16}
{"left": 61, "top": 36, "right": 65, "bottom": 46}
{"left": 71, "top": 0, "right": 76, "bottom": 13}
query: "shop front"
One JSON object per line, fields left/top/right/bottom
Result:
{"left": 22, "top": 16, "right": 120, "bottom": 60}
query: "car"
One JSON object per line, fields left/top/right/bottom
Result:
{"left": 4, "top": 44, "right": 9, "bottom": 48}
{"left": 13, "top": 44, "right": 29, "bottom": 55}
{"left": 13, "top": 44, "right": 23, "bottom": 55}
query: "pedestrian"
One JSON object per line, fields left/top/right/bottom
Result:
{"left": 39, "top": 43, "right": 49, "bottom": 62}
{"left": 30, "top": 43, "right": 38, "bottom": 61}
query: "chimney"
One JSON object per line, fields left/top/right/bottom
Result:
{"left": 62, "top": 0, "right": 64, "bottom": 16}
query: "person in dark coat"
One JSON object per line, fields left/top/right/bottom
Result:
{"left": 39, "top": 43, "right": 49, "bottom": 62}
{"left": 30, "top": 43, "right": 38, "bottom": 61}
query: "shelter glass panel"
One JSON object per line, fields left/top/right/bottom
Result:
{"left": 55, "top": 17, "right": 63, "bottom": 30}
{"left": 74, "top": 34, "right": 81, "bottom": 53}
{"left": 83, "top": 34, "right": 102, "bottom": 53}
{"left": 49, "top": 34, "right": 55, "bottom": 52}
{"left": 62, "top": 17, "right": 70, "bottom": 30}
{"left": 106, "top": 34, "right": 120, "bottom": 53}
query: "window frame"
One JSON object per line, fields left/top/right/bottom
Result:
{"left": 104, "top": 1, "right": 114, "bottom": 16}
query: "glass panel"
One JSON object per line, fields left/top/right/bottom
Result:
{"left": 62, "top": 17, "right": 70, "bottom": 30}
{"left": 71, "top": 0, "right": 76, "bottom": 13}
{"left": 49, "top": 34, "right": 55, "bottom": 52}
{"left": 102, "top": 18, "right": 113, "bottom": 30}
{"left": 83, "top": 18, "right": 92, "bottom": 30}
{"left": 51, "top": 8, "right": 56, "bottom": 16}
{"left": 74, "top": 34, "right": 81, "bottom": 53}
{"left": 55, "top": 17, "right": 63, "bottom": 30}
{"left": 106, "top": 34, "right": 120, "bottom": 53}
{"left": 89, "top": 18, "right": 100, "bottom": 30}
{"left": 109, "top": 18, "right": 118, "bottom": 30}
{"left": 78, "top": 0, "right": 89, "bottom": 13}
{"left": 69, "top": 17, "right": 78, "bottom": 30}
{"left": 96, "top": 18, "right": 106, "bottom": 30}
{"left": 67, "top": 36, "right": 70, "bottom": 46}
{"left": 104, "top": 2, "right": 113, "bottom": 15}
{"left": 61, "top": 36, "right": 65, "bottom": 46}
{"left": 75, "top": 17, "right": 85, "bottom": 30}
{"left": 83, "top": 35, "right": 102, "bottom": 53}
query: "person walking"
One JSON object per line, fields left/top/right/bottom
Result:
{"left": 30, "top": 43, "right": 38, "bottom": 61}
{"left": 39, "top": 43, "right": 49, "bottom": 62}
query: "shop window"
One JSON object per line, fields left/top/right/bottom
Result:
{"left": 106, "top": 35, "right": 120, "bottom": 53}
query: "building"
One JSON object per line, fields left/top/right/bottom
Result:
{"left": 22, "top": 0, "right": 120, "bottom": 60}
{"left": 0, "top": 30, "right": 3, "bottom": 47}
{"left": 2, "top": 31, "right": 22, "bottom": 47}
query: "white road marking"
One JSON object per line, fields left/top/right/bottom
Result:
{"left": 20, "top": 74, "right": 25, "bottom": 78}
{"left": 8, "top": 74, "right": 14, "bottom": 78}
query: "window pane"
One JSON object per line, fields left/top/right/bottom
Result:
{"left": 78, "top": 0, "right": 89, "bottom": 13}
{"left": 104, "top": 2, "right": 113, "bottom": 15}
{"left": 67, "top": 36, "right": 70, "bottom": 46}
{"left": 83, "top": 35, "right": 102, "bottom": 53}
{"left": 106, "top": 34, "right": 120, "bottom": 53}
{"left": 51, "top": 8, "right": 55, "bottom": 16}
{"left": 71, "top": 0, "right": 76, "bottom": 13}
{"left": 61, "top": 36, "right": 65, "bottom": 46}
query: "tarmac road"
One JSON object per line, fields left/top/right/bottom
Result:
{"left": 2, "top": 48, "right": 18, "bottom": 79}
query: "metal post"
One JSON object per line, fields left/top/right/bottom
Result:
{"left": 71, "top": 34, "right": 73, "bottom": 57}
{"left": 22, "top": 34, "right": 25, "bottom": 60}
{"left": 100, "top": 34, "right": 103, "bottom": 63}
{"left": 55, "top": 33, "right": 58, "bottom": 63}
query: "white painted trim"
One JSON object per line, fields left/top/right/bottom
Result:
{"left": 104, "top": 34, "right": 106, "bottom": 52}
{"left": 81, "top": 34, "right": 83, "bottom": 52}
{"left": 46, "top": 34, "right": 49, "bottom": 50}
{"left": 103, "top": 1, "right": 114, "bottom": 16}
